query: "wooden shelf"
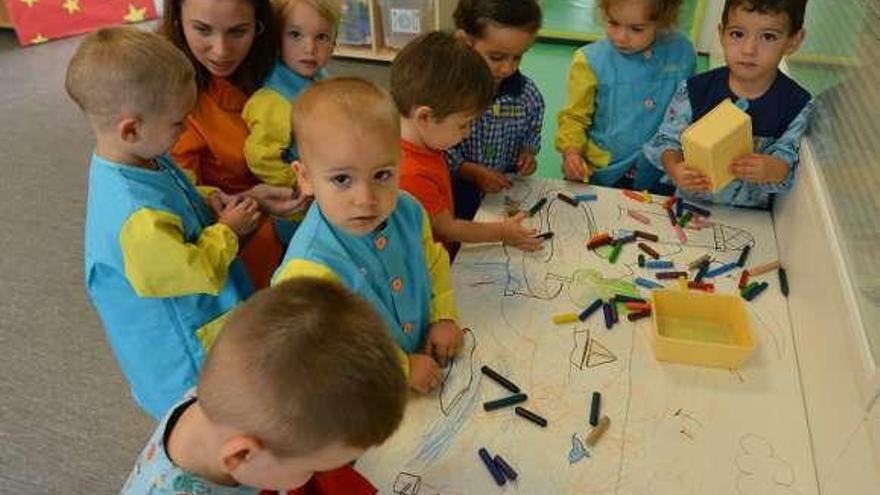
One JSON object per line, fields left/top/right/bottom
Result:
{"left": 332, "top": 0, "right": 453, "bottom": 62}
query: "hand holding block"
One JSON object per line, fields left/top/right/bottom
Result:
{"left": 682, "top": 99, "right": 753, "bottom": 192}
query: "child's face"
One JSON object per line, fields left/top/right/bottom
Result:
{"left": 605, "top": 0, "right": 659, "bottom": 54}
{"left": 281, "top": 2, "right": 336, "bottom": 78}
{"left": 466, "top": 25, "right": 535, "bottom": 84}
{"left": 719, "top": 5, "right": 804, "bottom": 85}
{"left": 420, "top": 110, "right": 479, "bottom": 152}
{"left": 181, "top": 0, "right": 257, "bottom": 77}
{"left": 295, "top": 120, "right": 400, "bottom": 236}
{"left": 135, "top": 84, "right": 197, "bottom": 160}
{"left": 232, "top": 441, "right": 365, "bottom": 490}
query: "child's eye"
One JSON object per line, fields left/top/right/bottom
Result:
{"left": 489, "top": 54, "right": 505, "bottom": 62}
{"left": 316, "top": 32, "right": 333, "bottom": 43}
{"left": 330, "top": 174, "right": 352, "bottom": 188}
{"left": 761, "top": 32, "right": 778, "bottom": 42}
{"left": 728, "top": 29, "right": 744, "bottom": 40}
{"left": 374, "top": 170, "right": 394, "bottom": 182}
{"left": 632, "top": 27, "right": 644, "bottom": 33}
{"left": 288, "top": 29, "right": 303, "bottom": 40}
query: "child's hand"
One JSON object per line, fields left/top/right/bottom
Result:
{"left": 425, "top": 319, "right": 464, "bottom": 367}
{"left": 408, "top": 354, "right": 442, "bottom": 393}
{"left": 562, "top": 149, "right": 590, "bottom": 181}
{"left": 472, "top": 165, "right": 513, "bottom": 194}
{"left": 668, "top": 161, "right": 712, "bottom": 193}
{"left": 501, "top": 212, "right": 542, "bottom": 252}
{"left": 730, "top": 153, "right": 788, "bottom": 184}
{"left": 219, "top": 197, "right": 261, "bottom": 236}
{"left": 516, "top": 150, "right": 538, "bottom": 176}
{"left": 245, "top": 183, "right": 312, "bottom": 216}
{"left": 208, "top": 190, "right": 236, "bottom": 217}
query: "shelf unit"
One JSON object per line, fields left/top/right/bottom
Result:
{"left": 334, "top": 0, "right": 454, "bottom": 62}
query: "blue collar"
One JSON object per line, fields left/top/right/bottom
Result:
{"left": 263, "top": 61, "right": 325, "bottom": 100}
{"left": 497, "top": 70, "right": 525, "bottom": 97}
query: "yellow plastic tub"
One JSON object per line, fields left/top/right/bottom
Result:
{"left": 649, "top": 289, "right": 756, "bottom": 368}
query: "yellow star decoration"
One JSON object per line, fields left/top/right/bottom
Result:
{"left": 20, "top": 0, "right": 39, "bottom": 8}
{"left": 123, "top": 4, "right": 147, "bottom": 23}
{"left": 61, "top": 0, "right": 81, "bottom": 15}
{"left": 30, "top": 33, "right": 49, "bottom": 44}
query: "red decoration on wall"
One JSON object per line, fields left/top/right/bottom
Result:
{"left": 4, "top": 0, "right": 158, "bottom": 46}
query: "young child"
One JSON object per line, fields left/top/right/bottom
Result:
{"left": 120, "top": 278, "right": 407, "bottom": 494}
{"left": 644, "top": 0, "right": 813, "bottom": 208}
{"left": 446, "top": 0, "right": 545, "bottom": 220}
{"left": 243, "top": 0, "right": 339, "bottom": 190}
{"left": 273, "top": 77, "right": 463, "bottom": 394}
{"left": 392, "top": 31, "right": 543, "bottom": 254}
{"left": 67, "top": 27, "right": 264, "bottom": 420}
{"left": 557, "top": 0, "right": 696, "bottom": 189}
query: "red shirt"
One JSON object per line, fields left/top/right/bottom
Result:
{"left": 398, "top": 139, "right": 454, "bottom": 217}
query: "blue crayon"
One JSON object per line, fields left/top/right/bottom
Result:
{"left": 575, "top": 193, "right": 598, "bottom": 202}
{"left": 579, "top": 298, "right": 604, "bottom": 321}
{"left": 609, "top": 299, "right": 619, "bottom": 324}
{"left": 494, "top": 455, "right": 519, "bottom": 481}
{"left": 590, "top": 391, "right": 601, "bottom": 426}
{"left": 478, "top": 448, "right": 506, "bottom": 486}
{"left": 694, "top": 260, "right": 710, "bottom": 283}
{"left": 645, "top": 260, "right": 673, "bottom": 270}
{"left": 680, "top": 201, "right": 711, "bottom": 218}
{"left": 602, "top": 302, "right": 614, "bottom": 329}
{"left": 705, "top": 262, "right": 738, "bottom": 279}
{"left": 635, "top": 277, "right": 664, "bottom": 289}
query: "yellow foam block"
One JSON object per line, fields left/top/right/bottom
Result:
{"left": 682, "top": 99, "right": 753, "bottom": 192}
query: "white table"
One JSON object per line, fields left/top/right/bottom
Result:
{"left": 359, "top": 178, "right": 815, "bottom": 495}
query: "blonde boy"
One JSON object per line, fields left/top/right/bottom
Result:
{"left": 273, "top": 77, "right": 463, "bottom": 394}
{"left": 120, "top": 278, "right": 407, "bottom": 494}
{"left": 392, "top": 31, "right": 543, "bottom": 254}
{"left": 66, "top": 27, "right": 266, "bottom": 419}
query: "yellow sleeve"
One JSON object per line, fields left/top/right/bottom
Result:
{"left": 242, "top": 89, "right": 298, "bottom": 187}
{"left": 271, "top": 259, "right": 411, "bottom": 378}
{"left": 120, "top": 208, "right": 239, "bottom": 297}
{"left": 421, "top": 207, "right": 458, "bottom": 323}
{"left": 555, "top": 50, "right": 598, "bottom": 153}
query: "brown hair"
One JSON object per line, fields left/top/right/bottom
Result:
{"left": 390, "top": 31, "right": 494, "bottom": 120}
{"left": 722, "top": 0, "right": 807, "bottom": 33}
{"left": 159, "top": 0, "right": 278, "bottom": 95}
{"left": 291, "top": 77, "right": 400, "bottom": 156}
{"left": 453, "top": 0, "right": 543, "bottom": 36}
{"left": 199, "top": 278, "right": 407, "bottom": 456}
{"left": 598, "top": 0, "right": 684, "bottom": 30}
{"left": 65, "top": 27, "right": 195, "bottom": 127}
{"left": 275, "top": 0, "right": 342, "bottom": 36}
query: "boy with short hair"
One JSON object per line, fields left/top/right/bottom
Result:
{"left": 120, "top": 278, "right": 407, "bottom": 494}
{"left": 273, "top": 77, "right": 463, "bottom": 394}
{"left": 644, "top": 0, "right": 814, "bottom": 208}
{"left": 67, "top": 27, "right": 294, "bottom": 419}
{"left": 392, "top": 31, "right": 543, "bottom": 253}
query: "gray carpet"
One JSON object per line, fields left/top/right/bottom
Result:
{"left": 0, "top": 27, "right": 389, "bottom": 494}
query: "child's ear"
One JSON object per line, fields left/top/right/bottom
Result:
{"left": 413, "top": 105, "right": 435, "bottom": 126}
{"left": 454, "top": 29, "right": 472, "bottom": 46}
{"left": 292, "top": 160, "right": 314, "bottom": 196}
{"left": 784, "top": 29, "right": 805, "bottom": 55}
{"left": 117, "top": 116, "right": 141, "bottom": 144}
{"left": 220, "top": 434, "right": 262, "bottom": 474}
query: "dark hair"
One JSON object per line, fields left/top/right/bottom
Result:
{"left": 390, "top": 31, "right": 495, "bottom": 119}
{"left": 199, "top": 278, "right": 408, "bottom": 456}
{"left": 722, "top": 0, "right": 807, "bottom": 33}
{"left": 159, "top": 0, "right": 278, "bottom": 95}
{"left": 454, "top": 0, "right": 543, "bottom": 37}
{"left": 598, "top": 0, "right": 684, "bottom": 30}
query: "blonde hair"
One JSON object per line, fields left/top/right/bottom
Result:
{"left": 291, "top": 77, "right": 400, "bottom": 156}
{"left": 199, "top": 278, "right": 407, "bottom": 457}
{"left": 598, "top": 0, "right": 684, "bottom": 29}
{"left": 65, "top": 27, "right": 195, "bottom": 127}
{"left": 275, "top": 0, "right": 342, "bottom": 34}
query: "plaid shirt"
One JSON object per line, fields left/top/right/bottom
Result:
{"left": 445, "top": 71, "right": 545, "bottom": 174}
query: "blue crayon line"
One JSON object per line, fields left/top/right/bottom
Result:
{"left": 578, "top": 298, "right": 604, "bottom": 321}
{"left": 493, "top": 454, "right": 519, "bottom": 481}
{"left": 575, "top": 193, "right": 598, "bottom": 202}
{"left": 635, "top": 277, "right": 664, "bottom": 289}
{"left": 705, "top": 262, "right": 738, "bottom": 279}
{"left": 645, "top": 260, "right": 674, "bottom": 270}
